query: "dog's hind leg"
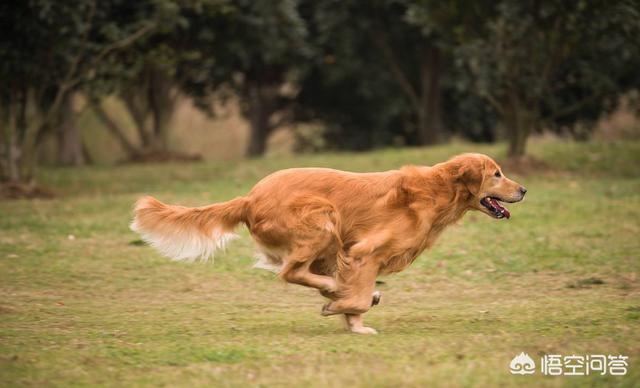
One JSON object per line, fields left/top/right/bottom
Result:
{"left": 280, "top": 255, "right": 337, "bottom": 293}
{"left": 274, "top": 196, "right": 345, "bottom": 293}
{"left": 255, "top": 196, "right": 341, "bottom": 293}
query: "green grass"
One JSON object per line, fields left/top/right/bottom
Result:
{"left": 1, "top": 139, "right": 639, "bottom": 387}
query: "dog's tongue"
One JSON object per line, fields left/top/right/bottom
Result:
{"left": 490, "top": 197, "right": 511, "bottom": 219}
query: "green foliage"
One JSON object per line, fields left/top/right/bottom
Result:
{"left": 296, "top": 0, "right": 499, "bottom": 149}
{"left": 296, "top": 1, "right": 415, "bottom": 149}
{"left": 173, "top": 0, "right": 309, "bottom": 101}
{"left": 2, "top": 0, "right": 640, "bottom": 172}
{"left": 297, "top": 0, "right": 640, "bottom": 153}
{"left": 0, "top": 0, "right": 158, "bottom": 181}
{"left": 173, "top": 0, "right": 312, "bottom": 155}
{"left": 89, "top": 1, "right": 184, "bottom": 97}
{"left": 0, "top": 0, "right": 159, "bottom": 103}
{"left": 455, "top": 0, "right": 640, "bottom": 154}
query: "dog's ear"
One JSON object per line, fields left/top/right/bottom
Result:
{"left": 460, "top": 162, "right": 483, "bottom": 196}
{"left": 447, "top": 156, "right": 485, "bottom": 196}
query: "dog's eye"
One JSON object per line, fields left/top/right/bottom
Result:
{"left": 494, "top": 171, "right": 501, "bottom": 178}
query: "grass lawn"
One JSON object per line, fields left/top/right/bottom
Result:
{"left": 1, "top": 139, "right": 639, "bottom": 387}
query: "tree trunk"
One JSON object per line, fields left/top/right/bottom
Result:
{"left": 148, "top": 68, "right": 177, "bottom": 151}
{"left": 121, "top": 89, "right": 152, "bottom": 148}
{"left": 371, "top": 30, "right": 443, "bottom": 146}
{"left": 56, "top": 92, "right": 86, "bottom": 166}
{"left": 1, "top": 98, "right": 21, "bottom": 182}
{"left": 1, "top": 91, "right": 37, "bottom": 183}
{"left": 504, "top": 93, "right": 533, "bottom": 158}
{"left": 507, "top": 130, "right": 528, "bottom": 158}
{"left": 247, "top": 120, "right": 270, "bottom": 157}
{"left": 245, "top": 82, "right": 272, "bottom": 157}
{"left": 416, "top": 45, "right": 442, "bottom": 145}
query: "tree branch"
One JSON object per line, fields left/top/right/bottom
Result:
{"left": 549, "top": 94, "right": 602, "bottom": 120}
{"left": 87, "top": 23, "right": 156, "bottom": 74}
{"left": 61, "top": 22, "right": 156, "bottom": 95}
{"left": 480, "top": 91, "right": 505, "bottom": 115}
{"left": 370, "top": 30, "right": 421, "bottom": 111}
{"left": 33, "top": 1, "right": 98, "bottom": 134}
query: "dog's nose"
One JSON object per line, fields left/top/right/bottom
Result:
{"left": 519, "top": 186, "right": 527, "bottom": 196}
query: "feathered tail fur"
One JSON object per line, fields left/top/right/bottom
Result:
{"left": 130, "top": 196, "right": 248, "bottom": 262}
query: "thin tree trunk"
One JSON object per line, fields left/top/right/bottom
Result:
{"left": 0, "top": 119, "right": 6, "bottom": 180}
{"left": 372, "top": 31, "right": 443, "bottom": 146}
{"left": 3, "top": 98, "right": 21, "bottom": 182}
{"left": 245, "top": 82, "right": 271, "bottom": 157}
{"left": 148, "top": 68, "right": 176, "bottom": 151}
{"left": 417, "top": 45, "right": 443, "bottom": 145}
{"left": 247, "top": 119, "right": 269, "bottom": 157}
{"left": 121, "top": 89, "right": 151, "bottom": 148}
{"left": 82, "top": 139, "right": 93, "bottom": 164}
{"left": 56, "top": 92, "right": 86, "bottom": 166}
{"left": 19, "top": 91, "right": 45, "bottom": 183}
{"left": 92, "top": 103, "right": 138, "bottom": 157}
{"left": 504, "top": 93, "right": 533, "bottom": 158}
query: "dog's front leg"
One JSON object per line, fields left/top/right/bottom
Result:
{"left": 319, "top": 289, "right": 381, "bottom": 306}
{"left": 320, "top": 256, "right": 380, "bottom": 334}
{"left": 343, "top": 313, "right": 378, "bottom": 334}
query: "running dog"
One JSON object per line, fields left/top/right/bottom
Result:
{"left": 131, "top": 153, "right": 526, "bottom": 334}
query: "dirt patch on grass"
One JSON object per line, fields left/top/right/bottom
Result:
{"left": 566, "top": 276, "right": 606, "bottom": 289}
{"left": 0, "top": 305, "right": 17, "bottom": 314}
{"left": 0, "top": 182, "right": 56, "bottom": 199}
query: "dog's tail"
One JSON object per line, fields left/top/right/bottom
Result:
{"left": 130, "top": 195, "right": 248, "bottom": 262}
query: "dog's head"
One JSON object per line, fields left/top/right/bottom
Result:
{"left": 447, "top": 153, "right": 526, "bottom": 219}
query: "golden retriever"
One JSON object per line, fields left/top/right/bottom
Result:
{"left": 131, "top": 153, "right": 526, "bottom": 334}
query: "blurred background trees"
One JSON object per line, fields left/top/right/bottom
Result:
{"left": 176, "top": 0, "right": 311, "bottom": 157}
{"left": 0, "top": 0, "right": 157, "bottom": 183}
{"left": 1, "top": 0, "right": 639, "bottom": 187}
{"left": 456, "top": 0, "right": 640, "bottom": 157}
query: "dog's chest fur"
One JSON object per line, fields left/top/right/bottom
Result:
{"left": 347, "top": 199, "right": 467, "bottom": 275}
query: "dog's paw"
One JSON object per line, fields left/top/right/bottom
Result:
{"left": 319, "top": 289, "right": 338, "bottom": 300}
{"left": 321, "top": 302, "right": 338, "bottom": 316}
{"left": 350, "top": 326, "right": 378, "bottom": 335}
{"left": 371, "top": 291, "right": 381, "bottom": 306}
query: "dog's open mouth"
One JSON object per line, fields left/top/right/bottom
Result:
{"left": 481, "top": 197, "right": 510, "bottom": 219}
